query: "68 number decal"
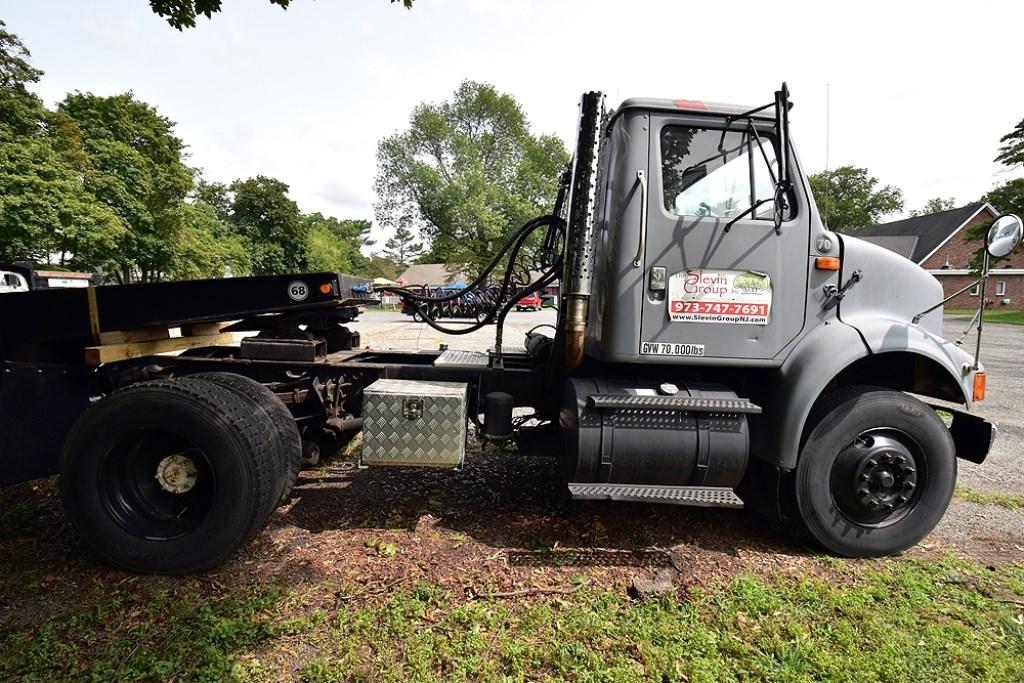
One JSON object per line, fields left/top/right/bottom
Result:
{"left": 287, "top": 280, "right": 309, "bottom": 302}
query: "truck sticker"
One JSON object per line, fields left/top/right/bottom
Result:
{"left": 667, "top": 269, "right": 771, "bottom": 325}
{"left": 287, "top": 280, "right": 309, "bottom": 302}
{"left": 641, "top": 342, "right": 705, "bottom": 357}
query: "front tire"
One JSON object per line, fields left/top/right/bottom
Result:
{"left": 794, "top": 386, "right": 956, "bottom": 557}
{"left": 60, "top": 378, "right": 283, "bottom": 573}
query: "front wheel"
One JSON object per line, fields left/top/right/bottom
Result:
{"left": 794, "top": 386, "right": 956, "bottom": 557}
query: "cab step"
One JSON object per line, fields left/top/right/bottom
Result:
{"left": 567, "top": 483, "right": 744, "bottom": 508}
{"left": 587, "top": 394, "right": 762, "bottom": 414}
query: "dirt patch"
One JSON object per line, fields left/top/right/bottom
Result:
{"left": 2, "top": 434, "right": 1022, "bottom": 632}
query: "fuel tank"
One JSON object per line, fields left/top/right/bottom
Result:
{"left": 560, "top": 378, "right": 751, "bottom": 487}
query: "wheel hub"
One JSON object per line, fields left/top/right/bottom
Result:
{"left": 832, "top": 431, "right": 920, "bottom": 521}
{"left": 155, "top": 454, "right": 199, "bottom": 494}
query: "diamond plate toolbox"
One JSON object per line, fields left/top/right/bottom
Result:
{"left": 361, "top": 379, "right": 468, "bottom": 467}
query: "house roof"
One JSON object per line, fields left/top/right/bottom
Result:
{"left": 397, "top": 263, "right": 456, "bottom": 286}
{"left": 853, "top": 202, "right": 996, "bottom": 265}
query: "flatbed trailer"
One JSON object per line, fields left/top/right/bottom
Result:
{"left": 1, "top": 84, "right": 1015, "bottom": 574}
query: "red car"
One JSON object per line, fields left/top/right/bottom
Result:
{"left": 515, "top": 293, "right": 543, "bottom": 311}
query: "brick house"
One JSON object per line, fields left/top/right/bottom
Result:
{"left": 855, "top": 203, "right": 1024, "bottom": 311}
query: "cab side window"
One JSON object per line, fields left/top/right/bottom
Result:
{"left": 661, "top": 125, "right": 791, "bottom": 221}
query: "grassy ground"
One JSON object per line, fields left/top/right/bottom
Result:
{"left": 1, "top": 556, "right": 1021, "bottom": 682}
{"left": 956, "top": 486, "right": 1024, "bottom": 512}
{"left": 946, "top": 309, "right": 1024, "bottom": 325}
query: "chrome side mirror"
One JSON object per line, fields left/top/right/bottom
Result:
{"left": 986, "top": 213, "right": 1023, "bottom": 259}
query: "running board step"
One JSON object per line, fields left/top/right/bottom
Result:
{"left": 567, "top": 483, "right": 744, "bottom": 508}
{"left": 587, "top": 395, "right": 762, "bottom": 414}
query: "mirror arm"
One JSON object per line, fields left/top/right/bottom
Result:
{"left": 911, "top": 277, "right": 982, "bottom": 324}
{"left": 774, "top": 83, "right": 792, "bottom": 193}
{"left": 973, "top": 251, "right": 989, "bottom": 370}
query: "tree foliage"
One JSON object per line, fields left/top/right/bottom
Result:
{"left": 227, "top": 176, "right": 307, "bottom": 275}
{"left": 910, "top": 197, "right": 956, "bottom": 217}
{"left": 148, "top": 0, "right": 413, "bottom": 30}
{"left": 382, "top": 225, "right": 423, "bottom": 267}
{"left": 961, "top": 178, "right": 1024, "bottom": 270}
{"left": 808, "top": 166, "right": 903, "bottom": 232}
{"left": 0, "top": 22, "right": 375, "bottom": 283}
{"left": 58, "top": 91, "right": 196, "bottom": 283}
{"left": 375, "top": 80, "right": 569, "bottom": 276}
{"left": 0, "top": 21, "right": 124, "bottom": 272}
{"left": 304, "top": 214, "right": 373, "bottom": 274}
{"left": 995, "top": 118, "right": 1024, "bottom": 170}
{"left": 982, "top": 178, "right": 1024, "bottom": 218}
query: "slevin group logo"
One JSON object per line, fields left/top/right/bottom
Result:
{"left": 666, "top": 269, "right": 772, "bottom": 325}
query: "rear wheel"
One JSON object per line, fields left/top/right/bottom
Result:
{"left": 60, "top": 378, "right": 283, "bottom": 573}
{"left": 794, "top": 386, "right": 956, "bottom": 557}
{"left": 191, "top": 372, "right": 301, "bottom": 506}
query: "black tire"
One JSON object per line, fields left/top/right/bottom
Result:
{"left": 794, "top": 386, "right": 956, "bottom": 557}
{"left": 411, "top": 311, "right": 423, "bottom": 322}
{"left": 191, "top": 372, "right": 301, "bottom": 506}
{"left": 59, "top": 378, "right": 282, "bottom": 573}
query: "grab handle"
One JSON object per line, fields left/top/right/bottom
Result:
{"left": 631, "top": 170, "right": 648, "bottom": 268}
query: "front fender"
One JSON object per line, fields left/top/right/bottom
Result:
{"left": 758, "top": 317, "right": 976, "bottom": 470}
{"left": 758, "top": 320, "right": 867, "bottom": 469}
{"left": 845, "top": 314, "right": 976, "bottom": 408}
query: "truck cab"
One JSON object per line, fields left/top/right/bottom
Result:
{"left": 558, "top": 86, "right": 1007, "bottom": 557}
{"left": 0, "top": 270, "right": 29, "bottom": 294}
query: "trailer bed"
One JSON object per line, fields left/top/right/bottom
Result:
{"left": 0, "top": 272, "right": 372, "bottom": 362}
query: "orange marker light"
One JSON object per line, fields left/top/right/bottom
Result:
{"left": 319, "top": 283, "right": 332, "bottom": 295}
{"left": 815, "top": 257, "right": 841, "bottom": 271}
{"left": 973, "top": 372, "right": 986, "bottom": 402}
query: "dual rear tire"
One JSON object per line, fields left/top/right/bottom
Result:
{"left": 60, "top": 375, "right": 301, "bottom": 574}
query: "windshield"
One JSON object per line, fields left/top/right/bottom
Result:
{"left": 661, "top": 125, "right": 785, "bottom": 221}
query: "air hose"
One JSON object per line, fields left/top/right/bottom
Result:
{"left": 386, "top": 214, "right": 566, "bottom": 348}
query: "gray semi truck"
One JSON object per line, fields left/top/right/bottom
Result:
{"left": 0, "top": 85, "right": 1019, "bottom": 573}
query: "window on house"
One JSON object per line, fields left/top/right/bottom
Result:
{"left": 970, "top": 283, "right": 980, "bottom": 296}
{"left": 995, "top": 281, "right": 1007, "bottom": 297}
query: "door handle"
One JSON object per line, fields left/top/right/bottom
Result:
{"left": 631, "top": 170, "right": 648, "bottom": 268}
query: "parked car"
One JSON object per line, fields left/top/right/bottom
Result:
{"left": 515, "top": 293, "right": 543, "bottom": 311}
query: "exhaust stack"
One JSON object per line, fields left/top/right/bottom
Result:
{"left": 562, "top": 92, "right": 605, "bottom": 368}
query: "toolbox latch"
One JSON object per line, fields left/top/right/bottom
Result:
{"left": 402, "top": 397, "right": 423, "bottom": 420}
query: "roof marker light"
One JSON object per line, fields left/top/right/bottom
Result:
{"left": 674, "top": 99, "right": 706, "bottom": 110}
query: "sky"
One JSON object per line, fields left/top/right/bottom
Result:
{"left": 3, "top": 0, "right": 1022, "bottom": 249}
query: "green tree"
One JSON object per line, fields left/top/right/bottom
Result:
{"left": 809, "top": 166, "right": 903, "bottom": 232}
{"left": 149, "top": 0, "right": 413, "bottom": 30}
{"left": 362, "top": 253, "right": 400, "bottom": 281}
{"left": 995, "top": 118, "right": 1024, "bottom": 169}
{"left": 168, "top": 201, "right": 250, "bottom": 279}
{"left": 303, "top": 213, "right": 373, "bottom": 274}
{"left": 0, "top": 22, "right": 124, "bottom": 271}
{"left": 228, "top": 176, "right": 307, "bottom": 275}
{"left": 59, "top": 91, "right": 194, "bottom": 282}
{"left": 375, "top": 80, "right": 569, "bottom": 275}
{"left": 382, "top": 225, "right": 423, "bottom": 267}
{"left": 982, "top": 178, "right": 1024, "bottom": 218}
{"left": 963, "top": 179, "right": 1024, "bottom": 270}
{"left": 910, "top": 197, "right": 956, "bottom": 217}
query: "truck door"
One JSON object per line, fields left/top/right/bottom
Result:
{"left": 638, "top": 116, "right": 808, "bottom": 362}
